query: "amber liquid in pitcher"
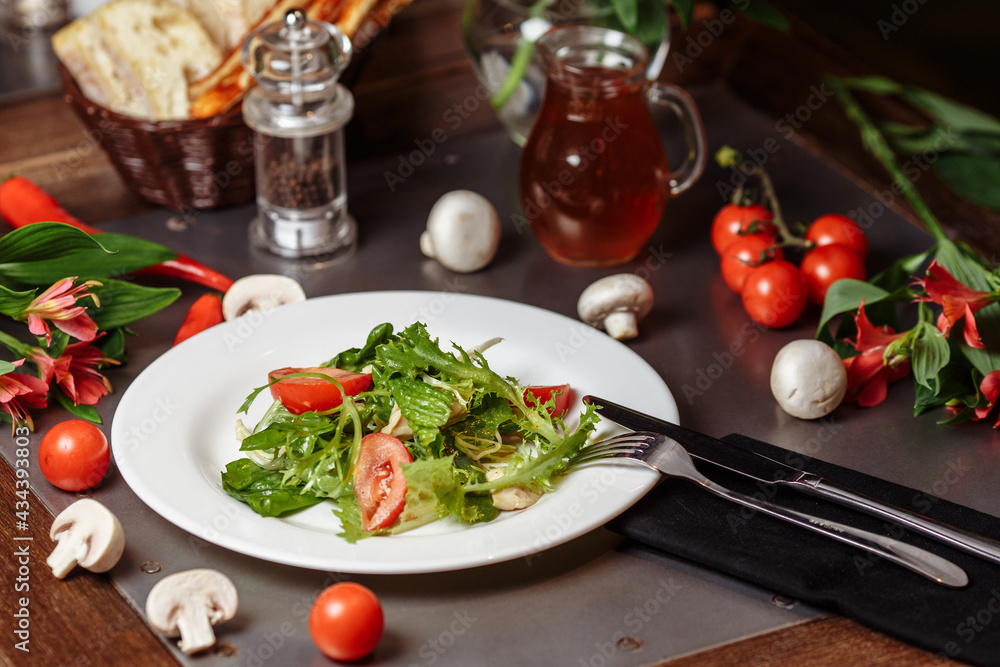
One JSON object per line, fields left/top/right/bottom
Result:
{"left": 519, "top": 67, "right": 670, "bottom": 267}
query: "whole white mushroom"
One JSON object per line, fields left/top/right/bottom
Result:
{"left": 420, "top": 190, "right": 501, "bottom": 273}
{"left": 577, "top": 274, "right": 654, "bottom": 340}
{"left": 770, "top": 339, "right": 847, "bottom": 419}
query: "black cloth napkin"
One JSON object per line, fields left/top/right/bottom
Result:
{"left": 607, "top": 433, "right": 1000, "bottom": 667}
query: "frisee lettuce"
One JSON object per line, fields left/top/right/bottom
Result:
{"left": 221, "top": 321, "right": 597, "bottom": 542}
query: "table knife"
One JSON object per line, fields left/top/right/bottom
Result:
{"left": 583, "top": 395, "right": 1000, "bottom": 567}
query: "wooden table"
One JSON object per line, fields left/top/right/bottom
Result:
{"left": 1, "top": 1, "right": 993, "bottom": 664}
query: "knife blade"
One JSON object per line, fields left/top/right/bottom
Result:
{"left": 583, "top": 395, "right": 1000, "bottom": 567}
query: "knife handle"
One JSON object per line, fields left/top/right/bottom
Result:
{"left": 791, "top": 477, "right": 1000, "bottom": 566}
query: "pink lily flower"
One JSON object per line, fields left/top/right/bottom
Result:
{"left": 21, "top": 277, "right": 101, "bottom": 345}
{"left": 49, "top": 341, "right": 118, "bottom": 406}
{"left": 0, "top": 360, "right": 49, "bottom": 430}
{"left": 914, "top": 260, "right": 1000, "bottom": 349}
{"left": 842, "top": 303, "right": 911, "bottom": 407}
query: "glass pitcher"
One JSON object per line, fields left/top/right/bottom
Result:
{"left": 518, "top": 25, "right": 707, "bottom": 267}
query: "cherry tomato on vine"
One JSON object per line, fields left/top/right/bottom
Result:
{"left": 711, "top": 203, "right": 775, "bottom": 254}
{"left": 38, "top": 420, "right": 110, "bottom": 491}
{"left": 309, "top": 582, "right": 384, "bottom": 661}
{"left": 740, "top": 260, "right": 808, "bottom": 328}
{"left": 720, "top": 233, "right": 784, "bottom": 293}
{"left": 800, "top": 243, "right": 866, "bottom": 305}
{"left": 805, "top": 214, "right": 868, "bottom": 260}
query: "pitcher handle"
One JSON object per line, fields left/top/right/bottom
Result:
{"left": 647, "top": 83, "right": 707, "bottom": 196}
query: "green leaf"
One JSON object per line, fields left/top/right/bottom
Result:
{"left": 0, "top": 283, "right": 36, "bottom": 317}
{"left": 53, "top": 391, "right": 102, "bottom": 423}
{"left": 325, "top": 322, "right": 395, "bottom": 371}
{"left": 932, "top": 152, "right": 1000, "bottom": 211}
{"left": 911, "top": 322, "right": 951, "bottom": 390}
{"left": 97, "top": 328, "right": 128, "bottom": 364}
{"left": 608, "top": 0, "right": 638, "bottom": 33}
{"left": 0, "top": 232, "right": 176, "bottom": 287}
{"left": 0, "top": 222, "right": 106, "bottom": 264}
{"left": 671, "top": 0, "right": 694, "bottom": 27}
{"left": 737, "top": 0, "right": 788, "bottom": 31}
{"left": 901, "top": 87, "right": 1000, "bottom": 137}
{"left": 842, "top": 75, "right": 904, "bottom": 96}
{"left": 89, "top": 280, "right": 180, "bottom": 330}
{"left": 221, "top": 458, "right": 323, "bottom": 517}
{"left": 816, "top": 279, "right": 892, "bottom": 344}
{"left": 0, "top": 360, "right": 17, "bottom": 375}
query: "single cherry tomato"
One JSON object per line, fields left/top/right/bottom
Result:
{"left": 38, "top": 420, "right": 110, "bottom": 492}
{"left": 800, "top": 243, "right": 867, "bottom": 305}
{"left": 741, "top": 260, "right": 808, "bottom": 328}
{"left": 309, "top": 582, "right": 384, "bottom": 661}
{"left": 720, "top": 233, "right": 784, "bottom": 293}
{"left": 268, "top": 367, "right": 372, "bottom": 415}
{"left": 805, "top": 214, "right": 868, "bottom": 260}
{"left": 354, "top": 433, "right": 412, "bottom": 532}
{"left": 524, "top": 384, "right": 573, "bottom": 417}
{"left": 711, "top": 203, "right": 775, "bottom": 254}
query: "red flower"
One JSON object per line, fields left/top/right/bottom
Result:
{"left": 914, "top": 260, "right": 999, "bottom": 349}
{"left": 948, "top": 370, "right": 1000, "bottom": 428}
{"left": 0, "top": 360, "right": 49, "bottom": 430}
{"left": 50, "top": 341, "right": 118, "bottom": 406}
{"left": 20, "top": 277, "right": 101, "bottom": 345}
{"left": 842, "top": 303, "right": 911, "bottom": 407}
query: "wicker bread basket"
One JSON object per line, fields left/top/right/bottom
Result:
{"left": 56, "top": 61, "right": 256, "bottom": 211}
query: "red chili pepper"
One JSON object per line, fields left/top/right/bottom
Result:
{"left": 173, "top": 293, "right": 225, "bottom": 346}
{"left": 0, "top": 176, "right": 234, "bottom": 292}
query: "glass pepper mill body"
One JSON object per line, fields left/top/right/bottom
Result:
{"left": 242, "top": 9, "right": 355, "bottom": 262}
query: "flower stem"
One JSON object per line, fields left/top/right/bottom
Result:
{"left": 825, "top": 75, "right": 948, "bottom": 243}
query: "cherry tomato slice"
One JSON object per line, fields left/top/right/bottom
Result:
{"left": 720, "top": 233, "right": 783, "bottom": 293}
{"left": 800, "top": 243, "right": 866, "bottom": 305}
{"left": 524, "top": 384, "right": 573, "bottom": 417}
{"left": 38, "top": 420, "right": 110, "bottom": 492}
{"left": 711, "top": 203, "right": 775, "bottom": 254}
{"left": 268, "top": 367, "right": 372, "bottom": 415}
{"left": 309, "top": 582, "right": 384, "bottom": 661}
{"left": 354, "top": 433, "right": 412, "bottom": 532}
{"left": 805, "top": 214, "right": 868, "bottom": 260}
{"left": 741, "top": 259, "right": 808, "bottom": 328}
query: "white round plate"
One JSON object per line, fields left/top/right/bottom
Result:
{"left": 111, "top": 291, "right": 676, "bottom": 573}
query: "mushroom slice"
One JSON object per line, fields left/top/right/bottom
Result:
{"left": 485, "top": 466, "right": 542, "bottom": 511}
{"left": 47, "top": 498, "right": 125, "bottom": 579}
{"left": 420, "top": 190, "right": 501, "bottom": 273}
{"left": 577, "top": 274, "right": 654, "bottom": 340}
{"left": 221, "top": 274, "right": 306, "bottom": 321}
{"left": 146, "top": 569, "right": 238, "bottom": 654}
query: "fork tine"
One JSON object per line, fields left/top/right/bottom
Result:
{"left": 568, "top": 431, "right": 656, "bottom": 467}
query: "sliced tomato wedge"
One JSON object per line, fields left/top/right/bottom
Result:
{"left": 354, "top": 433, "right": 412, "bottom": 531}
{"left": 524, "top": 384, "right": 573, "bottom": 418}
{"left": 268, "top": 367, "right": 372, "bottom": 415}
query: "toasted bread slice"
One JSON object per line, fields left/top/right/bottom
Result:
{"left": 53, "top": 17, "right": 153, "bottom": 118}
{"left": 188, "top": 0, "right": 386, "bottom": 119}
{"left": 54, "top": 0, "right": 222, "bottom": 120}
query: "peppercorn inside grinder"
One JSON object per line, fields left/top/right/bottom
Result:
{"left": 242, "top": 9, "right": 356, "bottom": 261}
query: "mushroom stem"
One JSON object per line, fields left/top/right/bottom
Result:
{"left": 46, "top": 539, "right": 84, "bottom": 579}
{"left": 603, "top": 312, "right": 639, "bottom": 340}
{"left": 175, "top": 604, "right": 219, "bottom": 654}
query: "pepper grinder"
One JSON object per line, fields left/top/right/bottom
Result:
{"left": 242, "top": 9, "right": 355, "bottom": 261}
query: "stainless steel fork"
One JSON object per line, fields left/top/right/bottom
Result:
{"left": 577, "top": 431, "right": 969, "bottom": 588}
